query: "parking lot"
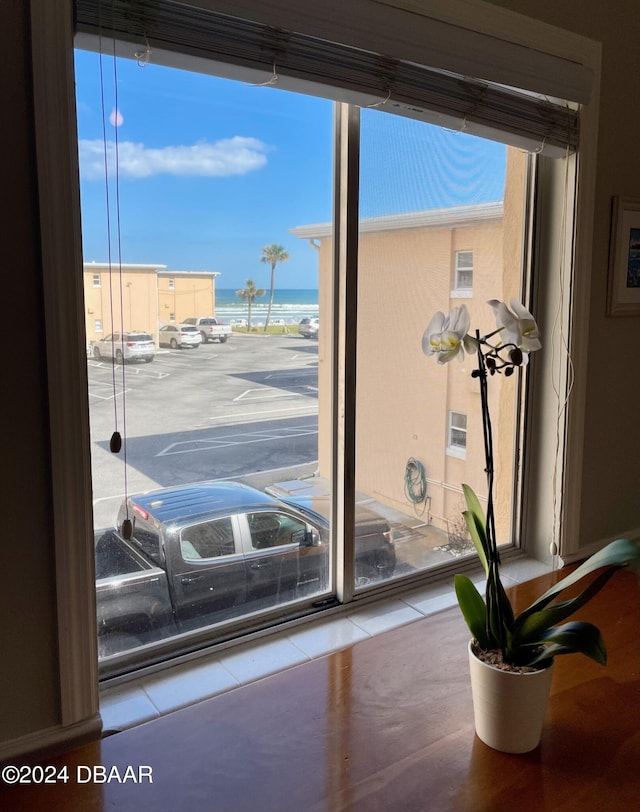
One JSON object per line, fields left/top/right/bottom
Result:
{"left": 88, "top": 333, "right": 320, "bottom": 528}
{"left": 88, "top": 331, "right": 457, "bottom": 571}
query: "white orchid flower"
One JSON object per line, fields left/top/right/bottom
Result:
{"left": 488, "top": 298, "right": 542, "bottom": 356}
{"left": 422, "top": 305, "right": 474, "bottom": 364}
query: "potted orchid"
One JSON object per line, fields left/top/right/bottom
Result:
{"left": 422, "top": 299, "right": 640, "bottom": 753}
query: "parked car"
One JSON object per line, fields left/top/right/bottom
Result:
{"left": 92, "top": 331, "right": 155, "bottom": 364}
{"left": 95, "top": 481, "right": 396, "bottom": 656}
{"left": 298, "top": 317, "right": 319, "bottom": 339}
{"left": 158, "top": 324, "right": 202, "bottom": 349}
{"left": 182, "top": 316, "right": 232, "bottom": 343}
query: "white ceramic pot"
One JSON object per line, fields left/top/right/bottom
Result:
{"left": 468, "top": 641, "right": 554, "bottom": 754}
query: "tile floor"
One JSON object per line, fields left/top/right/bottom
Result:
{"left": 100, "top": 557, "right": 549, "bottom": 733}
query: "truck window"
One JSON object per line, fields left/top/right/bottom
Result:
{"left": 180, "top": 517, "right": 235, "bottom": 560}
{"left": 248, "top": 512, "right": 306, "bottom": 550}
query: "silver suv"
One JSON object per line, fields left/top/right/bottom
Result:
{"left": 298, "top": 317, "right": 319, "bottom": 339}
{"left": 92, "top": 331, "right": 155, "bottom": 364}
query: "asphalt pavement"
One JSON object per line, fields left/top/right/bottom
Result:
{"left": 88, "top": 333, "right": 319, "bottom": 528}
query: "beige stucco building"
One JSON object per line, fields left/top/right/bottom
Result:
{"left": 292, "top": 149, "right": 527, "bottom": 542}
{"left": 83, "top": 263, "right": 220, "bottom": 342}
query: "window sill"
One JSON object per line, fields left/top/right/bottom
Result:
{"left": 99, "top": 556, "right": 550, "bottom": 734}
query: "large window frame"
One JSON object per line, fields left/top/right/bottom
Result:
{"left": 30, "top": 0, "right": 600, "bottom": 734}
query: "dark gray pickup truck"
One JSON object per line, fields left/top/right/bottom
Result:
{"left": 95, "top": 481, "right": 396, "bottom": 657}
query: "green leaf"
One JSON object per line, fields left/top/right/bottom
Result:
{"left": 454, "top": 574, "right": 492, "bottom": 650}
{"left": 462, "top": 511, "right": 490, "bottom": 576}
{"left": 517, "top": 539, "right": 640, "bottom": 624}
{"left": 526, "top": 621, "right": 607, "bottom": 666}
{"left": 511, "top": 568, "right": 618, "bottom": 645}
{"left": 461, "top": 485, "right": 490, "bottom": 575}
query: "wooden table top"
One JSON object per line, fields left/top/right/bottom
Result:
{"left": 2, "top": 568, "right": 639, "bottom": 811}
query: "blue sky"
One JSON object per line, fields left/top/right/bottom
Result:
{"left": 74, "top": 49, "right": 506, "bottom": 289}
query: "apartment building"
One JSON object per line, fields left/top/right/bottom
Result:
{"left": 83, "top": 263, "right": 219, "bottom": 341}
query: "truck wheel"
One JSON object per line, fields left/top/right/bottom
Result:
{"left": 200, "top": 332, "right": 207, "bottom": 343}
{"left": 98, "top": 632, "right": 141, "bottom": 658}
{"left": 115, "top": 349, "right": 124, "bottom": 364}
{"left": 219, "top": 335, "right": 228, "bottom": 343}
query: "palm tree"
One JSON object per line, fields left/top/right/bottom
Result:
{"left": 235, "top": 278, "right": 265, "bottom": 331}
{"left": 260, "top": 243, "right": 290, "bottom": 331}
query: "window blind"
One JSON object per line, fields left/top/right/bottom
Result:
{"left": 74, "top": 0, "right": 580, "bottom": 156}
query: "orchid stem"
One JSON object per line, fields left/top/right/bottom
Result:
{"left": 475, "top": 331, "right": 506, "bottom": 657}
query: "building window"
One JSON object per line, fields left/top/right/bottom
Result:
{"left": 169, "top": 312, "right": 175, "bottom": 322}
{"left": 95, "top": 319, "right": 103, "bottom": 333}
{"left": 454, "top": 251, "right": 473, "bottom": 292}
{"left": 447, "top": 412, "right": 467, "bottom": 458}
{"left": 93, "top": 273, "right": 101, "bottom": 288}
{"left": 168, "top": 278, "right": 175, "bottom": 290}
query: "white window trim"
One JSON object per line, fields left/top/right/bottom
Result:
{"left": 446, "top": 411, "right": 467, "bottom": 459}
{"left": 454, "top": 249, "right": 473, "bottom": 291}
{"left": 28, "top": 0, "right": 600, "bottom": 752}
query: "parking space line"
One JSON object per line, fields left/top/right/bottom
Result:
{"left": 208, "top": 405, "right": 318, "bottom": 421}
{"left": 264, "top": 370, "right": 317, "bottom": 380}
{"left": 234, "top": 386, "right": 316, "bottom": 401}
{"left": 290, "top": 353, "right": 318, "bottom": 362}
{"left": 88, "top": 360, "right": 170, "bottom": 379}
{"left": 88, "top": 387, "right": 131, "bottom": 401}
{"left": 157, "top": 424, "right": 318, "bottom": 456}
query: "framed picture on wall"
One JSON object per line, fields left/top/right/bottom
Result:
{"left": 607, "top": 196, "right": 640, "bottom": 316}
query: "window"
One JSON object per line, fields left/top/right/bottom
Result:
{"left": 75, "top": 22, "right": 569, "bottom": 670}
{"left": 448, "top": 412, "right": 467, "bottom": 458}
{"left": 93, "top": 273, "right": 101, "bottom": 287}
{"left": 181, "top": 519, "right": 236, "bottom": 560}
{"left": 247, "top": 512, "right": 307, "bottom": 550}
{"left": 95, "top": 319, "right": 103, "bottom": 333}
{"left": 454, "top": 251, "right": 473, "bottom": 291}
{"left": 35, "top": 3, "right": 596, "bottom": 696}
{"left": 74, "top": 46, "right": 332, "bottom": 673}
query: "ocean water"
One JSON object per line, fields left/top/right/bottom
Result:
{"left": 215, "top": 288, "right": 319, "bottom": 325}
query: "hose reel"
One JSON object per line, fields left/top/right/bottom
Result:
{"left": 404, "top": 457, "right": 428, "bottom": 516}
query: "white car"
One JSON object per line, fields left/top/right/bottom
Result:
{"left": 158, "top": 324, "right": 202, "bottom": 349}
{"left": 298, "top": 317, "right": 319, "bottom": 339}
{"left": 92, "top": 331, "right": 155, "bottom": 364}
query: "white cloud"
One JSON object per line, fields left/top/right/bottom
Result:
{"left": 78, "top": 136, "right": 270, "bottom": 180}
